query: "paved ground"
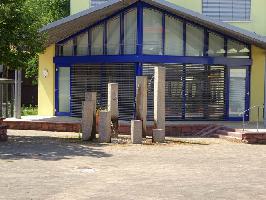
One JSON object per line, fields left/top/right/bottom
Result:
{"left": 0, "top": 130, "right": 265, "bottom": 200}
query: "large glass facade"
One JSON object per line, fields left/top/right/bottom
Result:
{"left": 124, "top": 9, "right": 137, "bottom": 54}
{"left": 107, "top": 16, "right": 120, "bottom": 55}
{"left": 55, "top": 3, "right": 251, "bottom": 121}
{"left": 61, "top": 40, "right": 73, "bottom": 56}
{"left": 56, "top": 5, "right": 250, "bottom": 58}
{"left": 208, "top": 32, "right": 225, "bottom": 56}
{"left": 91, "top": 24, "right": 104, "bottom": 55}
{"left": 77, "top": 32, "right": 88, "bottom": 55}
{"left": 165, "top": 15, "right": 183, "bottom": 55}
{"left": 143, "top": 8, "right": 163, "bottom": 55}
{"left": 227, "top": 39, "right": 250, "bottom": 58}
{"left": 186, "top": 24, "right": 204, "bottom": 56}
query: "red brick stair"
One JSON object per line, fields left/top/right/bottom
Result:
{"left": 0, "top": 118, "right": 8, "bottom": 142}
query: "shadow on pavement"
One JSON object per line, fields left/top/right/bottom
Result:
{"left": 0, "top": 135, "right": 112, "bottom": 161}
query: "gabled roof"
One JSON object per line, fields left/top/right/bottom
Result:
{"left": 41, "top": 0, "right": 266, "bottom": 49}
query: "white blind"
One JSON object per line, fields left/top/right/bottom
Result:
{"left": 202, "top": 0, "right": 251, "bottom": 21}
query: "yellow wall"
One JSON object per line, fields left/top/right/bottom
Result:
{"left": 38, "top": 45, "right": 55, "bottom": 116}
{"left": 250, "top": 46, "right": 266, "bottom": 121}
{"left": 167, "top": 0, "right": 202, "bottom": 12}
{"left": 70, "top": 0, "right": 90, "bottom": 15}
{"left": 229, "top": 0, "right": 266, "bottom": 36}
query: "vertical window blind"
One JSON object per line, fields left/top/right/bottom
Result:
{"left": 202, "top": 0, "right": 251, "bottom": 21}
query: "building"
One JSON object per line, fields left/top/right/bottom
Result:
{"left": 39, "top": 0, "right": 266, "bottom": 122}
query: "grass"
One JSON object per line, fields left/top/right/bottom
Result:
{"left": 21, "top": 105, "right": 38, "bottom": 116}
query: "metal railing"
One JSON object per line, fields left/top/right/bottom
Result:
{"left": 240, "top": 105, "right": 264, "bottom": 132}
{"left": 0, "top": 78, "right": 15, "bottom": 118}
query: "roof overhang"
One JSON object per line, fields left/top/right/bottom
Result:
{"left": 41, "top": 0, "right": 266, "bottom": 49}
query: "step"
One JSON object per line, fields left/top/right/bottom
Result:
{"left": 215, "top": 134, "right": 244, "bottom": 143}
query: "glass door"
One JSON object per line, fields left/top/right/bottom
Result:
{"left": 228, "top": 67, "right": 249, "bottom": 120}
{"left": 56, "top": 66, "right": 70, "bottom": 116}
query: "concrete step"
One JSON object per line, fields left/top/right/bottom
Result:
{"left": 214, "top": 134, "right": 243, "bottom": 143}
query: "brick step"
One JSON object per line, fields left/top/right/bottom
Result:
{"left": 215, "top": 129, "right": 243, "bottom": 138}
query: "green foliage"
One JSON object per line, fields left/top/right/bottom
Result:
{"left": 0, "top": 0, "right": 70, "bottom": 82}
{"left": 24, "top": 0, "right": 70, "bottom": 82}
{"left": 21, "top": 105, "right": 38, "bottom": 116}
{"left": 0, "top": 0, "right": 45, "bottom": 70}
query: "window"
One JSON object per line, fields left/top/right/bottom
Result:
{"left": 227, "top": 39, "right": 250, "bottom": 58}
{"left": 208, "top": 32, "right": 225, "bottom": 56}
{"left": 143, "top": 8, "right": 163, "bottom": 55}
{"left": 202, "top": 0, "right": 251, "bottom": 21}
{"left": 61, "top": 40, "right": 73, "bottom": 56}
{"left": 58, "top": 67, "right": 70, "bottom": 113}
{"left": 186, "top": 24, "right": 204, "bottom": 56}
{"left": 165, "top": 15, "right": 183, "bottom": 56}
{"left": 124, "top": 9, "right": 137, "bottom": 54}
{"left": 107, "top": 16, "right": 120, "bottom": 55}
{"left": 77, "top": 32, "right": 88, "bottom": 55}
{"left": 91, "top": 0, "right": 109, "bottom": 8}
{"left": 90, "top": 24, "right": 104, "bottom": 55}
{"left": 229, "top": 68, "right": 246, "bottom": 117}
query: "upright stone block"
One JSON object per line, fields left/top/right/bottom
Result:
{"left": 153, "top": 129, "right": 165, "bottom": 143}
{"left": 81, "top": 100, "right": 93, "bottom": 141}
{"left": 85, "top": 92, "right": 97, "bottom": 139}
{"left": 154, "top": 66, "right": 165, "bottom": 130}
{"left": 131, "top": 120, "right": 142, "bottom": 144}
{"left": 108, "top": 83, "right": 119, "bottom": 135}
{"left": 136, "top": 76, "right": 147, "bottom": 137}
{"left": 99, "top": 110, "right": 111, "bottom": 143}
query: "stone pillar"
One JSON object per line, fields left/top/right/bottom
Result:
{"left": 154, "top": 66, "right": 165, "bottom": 135}
{"left": 98, "top": 110, "right": 111, "bottom": 143}
{"left": 108, "top": 83, "right": 119, "bottom": 136}
{"left": 153, "top": 129, "right": 165, "bottom": 143}
{"left": 131, "top": 120, "right": 142, "bottom": 144}
{"left": 85, "top": 92, "right": 97, "bottom": 139}
{"left": 81, "top": 100, "right": 93, "bottom": 141}
{"left": 136, "top": 76, "right": 147, "bottom": 137}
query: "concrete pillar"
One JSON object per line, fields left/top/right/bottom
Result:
{"left": 154, "top": 66, "right": 165, "bottom": 131}
{"left": 85, "top": 92, "right": 97, "bottom": 139}
{"left": 153, "top": 129, "right": 165, "bottom": 143}
{"left": 136, "top": 76, "right": 147, "bottom": 137}
{"left": 14, "top": 70, "right": 21, "bottom": 119}
{"left": 98, "top": 110, "right": 111, "bottom": 143}
{"left": 131, "top": 120, "right": 142, "bottom": 144}
{"left": 81, "top": 100, "right": 93, "bottom": 141}
{"left": 108, "top": 83, "right": 119, "bottom": 136}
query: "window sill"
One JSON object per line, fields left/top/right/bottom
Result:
{"left": 222, "top": 21, "right": 252, "bottom": 23}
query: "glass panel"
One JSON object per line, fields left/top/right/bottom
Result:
{"left": 107, "top": 16, "right": 120, "bottom": 55}
{"left": 91, "top": 24, "right": 104, "bottom": 55}
{"left": 208, "top": 32, "right": 225, "bottom": 56}
{"left": 143, "top": 8, "right": 163, "bottom": 55}
{"left": 165, "top": 15, "right": 183, "bottom": 56}
{"left": 77, "top": 32, "right": 88, "bottom": 55}
{"left": 186, "top": 24, "right": 204, "bottom": 56}
{"left": 229, "top": 68, "right": 246, "bottom": 117}
{"left": 124, "top": 9, "right": 137, "bottom": 54}
{"left": 59, "top": 67, "right": 70, "bottom": 113}
{"left": 227, "top": 39, "right": 250, "bottom": 58}
{"left": 62, "top": 40, "right": 73, "bottom": 56}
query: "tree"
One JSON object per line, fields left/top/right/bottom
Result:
{"left": 0, "top": 0, "right": 44, "bottom": 70}
{"left": 24, "top": 0, "right": 70, "bottom": 84}
{"left": 0, "top": 0, "right": 70, "bottom": 83}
